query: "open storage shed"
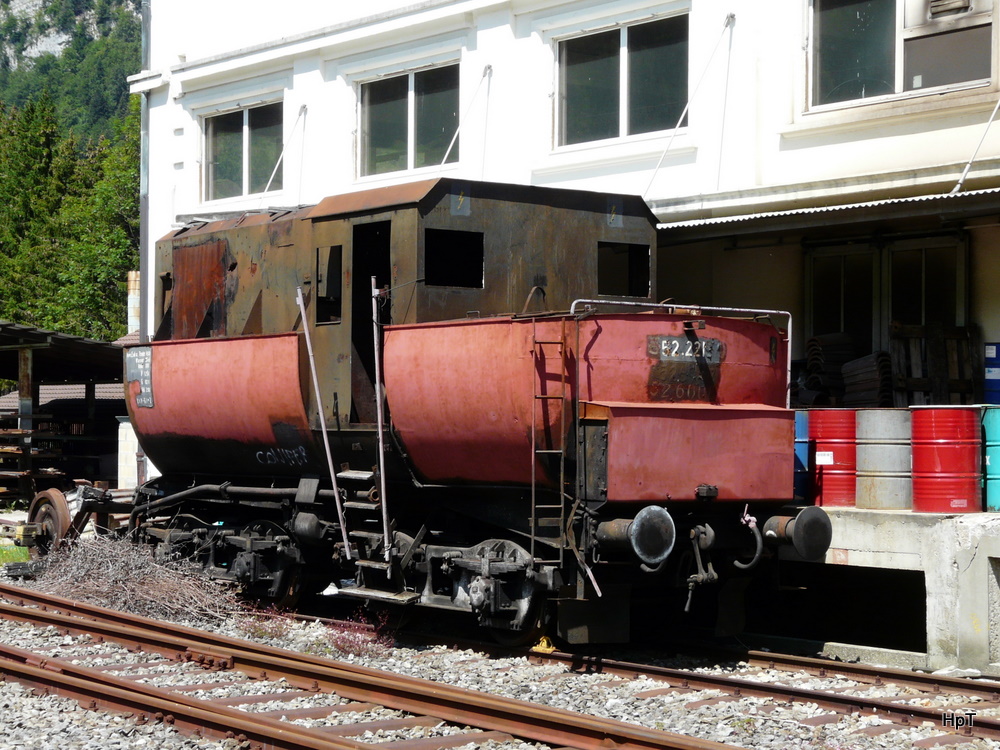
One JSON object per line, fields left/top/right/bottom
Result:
{"left": 0, "top": 322, "right": 124, "bottom": 504}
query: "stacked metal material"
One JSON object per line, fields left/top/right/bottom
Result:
{"left": 842, "top": 352, "right": 893, "bottom": 407}
{"left": 804, "top": 333, "right": 856, "bottom": 404}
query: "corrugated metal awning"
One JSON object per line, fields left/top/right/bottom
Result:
{"left": 657, "top": 187, "right": 1000, "bottom": 240}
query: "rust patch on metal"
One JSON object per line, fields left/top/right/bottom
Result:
{"left": 172, "top": 240, "right": 232, "bottom": 339}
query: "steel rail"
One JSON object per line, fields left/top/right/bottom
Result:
{"left": 745, "top": 649, "right": 1000, "bottom": 702}
{"left": 515, "top": 648, "right": 999, "bottom": 741}
{"left": 0, "top": 586, "right": 732, "bottom": 750}
{"left": 0, "top": 640, "right": 364, "bottom": 750}
{"left": 401, "top": 631, "right": 1000, "bottom": 743}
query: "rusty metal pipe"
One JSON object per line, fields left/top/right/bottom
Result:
{"left": 371, "top": 277, "right": 391, "bottom": 563}
{"left": 297, "top": 286, "right": 351, "bottom": 560}
{"left": 127, "top": 484, "right": 322, "bottom": 531}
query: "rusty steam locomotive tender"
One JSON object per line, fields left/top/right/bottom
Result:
{"left": 26, "top": 179, "right": 832, "bottom": 643}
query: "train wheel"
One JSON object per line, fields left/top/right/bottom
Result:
{"left": 27, "top": 489, "right": 71, "bottom": 556}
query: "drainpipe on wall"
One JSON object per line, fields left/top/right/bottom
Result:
{"left": 139, "top": 0, "right": 150, "bottom": 344}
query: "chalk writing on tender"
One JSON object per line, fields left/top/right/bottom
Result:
{"left": 256, "top": 445, "right": 310, "bottom": 467}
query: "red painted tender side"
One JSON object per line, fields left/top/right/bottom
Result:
{"left": 382, "top": 312, "right": 794, "bottom": 501}
{"left": 125, "top": 334, "right": 321, "bottom": 476}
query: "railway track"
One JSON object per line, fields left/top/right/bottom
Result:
{"left": 0, "top": 582, "right": 731, "bottom": 750}
{"left": 391, "top": 629, "right": 1000, "bottom": 747}
{"left": 2, "top": 581, "right": 998, "bottom": 748}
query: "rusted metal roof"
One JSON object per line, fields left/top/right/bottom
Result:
{"left": 166, "top": 178, "right": 658, "bottom": 242}
{"left": 306, "top": 179, "right": 442, "bottom": 220}
{"left": 0, "top": 321, "right": 123, "bottom": 384}
{"left": 307, "top": 178, "right": 659, "bottom": 222}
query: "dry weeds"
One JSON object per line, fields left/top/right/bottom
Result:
{"left": 27, "top": 534, "right": 242, "bottom": 623}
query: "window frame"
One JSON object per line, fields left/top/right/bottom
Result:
{"left": 203, "top": 101, "right": 284, "bottom": 202}
{"left": 555, "top": 13, "right": 689, "bottom": 148}
{"left": 805, "top": 234, "right": 968, "bottom": 353}
{"left": 359, "top": 62, "right": 460, "bottom": 177}
{"left": 808, "top": 0, "right": 994, "bottom": 111}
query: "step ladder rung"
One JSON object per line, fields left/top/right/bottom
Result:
{"left": 344, "top": 501, "right": 381, "bottom": 510}
{"left": 337, "top": 469, "right": 375, "bottom": 482}
{"left": 356, "top": 559, "right": 391, "bottom": 570}
{"left": 530, "top": 318, "right": 571, "bottom": 568}
{"left": 348, "top": 530, "right": 385, "bottom": 540}
{"left": 335, "top": 587, "right": 419, "bottom": 604}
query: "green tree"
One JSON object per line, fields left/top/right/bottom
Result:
{"left": 49, "top": 96, "right": 139, "bottom": 339}
{"left": 0, "top": 94, "right": 139, "bottom": 340}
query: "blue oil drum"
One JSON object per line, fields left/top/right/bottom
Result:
{"left": 984, "top": 406, "right": 1000, "bottom": 512}
{"left": 986, "top": 343, "right": 1000, "bottom": 405}
{"left": 794, "top": 410, "right": 809, "bottom": 501}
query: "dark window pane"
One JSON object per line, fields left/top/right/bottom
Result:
{"left": 248, "top": 103, "right": 283, "bottom": 193}
{"left": 904, "top": 25, "right": 991, "bottom": 91}
{"left": 891, "top": 249, "right": 922, "bottom": 325}
{"left": 316, "top": 245, "right": 343, "bottom": 324}
{"left": 812, "top": 255, "right": 843, "bottom": 336}
{"left": 415, "top": 65, "right": 459, "bottom": 168}
{"left": 842, "top": 252, "right": 873, "bottom": 352}
{"left": 561, "top": 30, "right": 620, "bottom": 145}
{"left": 811, "top": 252, "right": 873, "bottom": 351}
{"left": 362, "top": 75, "right": 408, "bottom": 175}
{"left": 628, "top": 16, "right": 688, "bottom": 135}
{"left": 207, "top": 110, "right": 243, "bottom": 200}
{"left": 924, "top": 247, "right": 958, "bottom": 326}
{"left": 814, "top": 0, "right": 894, "bottom": 105}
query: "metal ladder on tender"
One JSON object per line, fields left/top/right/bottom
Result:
{"left": 530, "top": 316, "right": 572, "bottom": 565}
{"left": 337, "top": 467, "right": 418, "bottom": 604}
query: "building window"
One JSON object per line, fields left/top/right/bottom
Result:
{"left": 361, "top": 64, "right": 459, "bottom": 176}
{"left": 809, "top": 248, "right": 876, "bottom": 352}
{"left": 812, "top": 0, "right": 991, "bottom": 107}
{"left": 558, "top": 15, "right": 688, "bottom": 146}
{"left": 205, "top": 102, "right": 283, "bottom": 201}
{"left": 807, "top": 236, "right": 966, "bottom": 353}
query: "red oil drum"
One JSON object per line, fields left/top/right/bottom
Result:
{"left": 910, "top": 406, "right": 982, "bottom": 513}
{"left": 808, "top": 409, "right": 856, "bottom": 507}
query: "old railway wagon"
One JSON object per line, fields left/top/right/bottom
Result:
{"left": 28, "top": 179, "right": 831, "bottom": 643}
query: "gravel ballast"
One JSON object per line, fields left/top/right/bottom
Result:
{"left": 0, "top": 570, "right": 997, "bottom": 749}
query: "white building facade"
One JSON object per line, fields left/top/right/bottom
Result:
{"left": 130, "top": 0, "right": 1000, "bottom": 366}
